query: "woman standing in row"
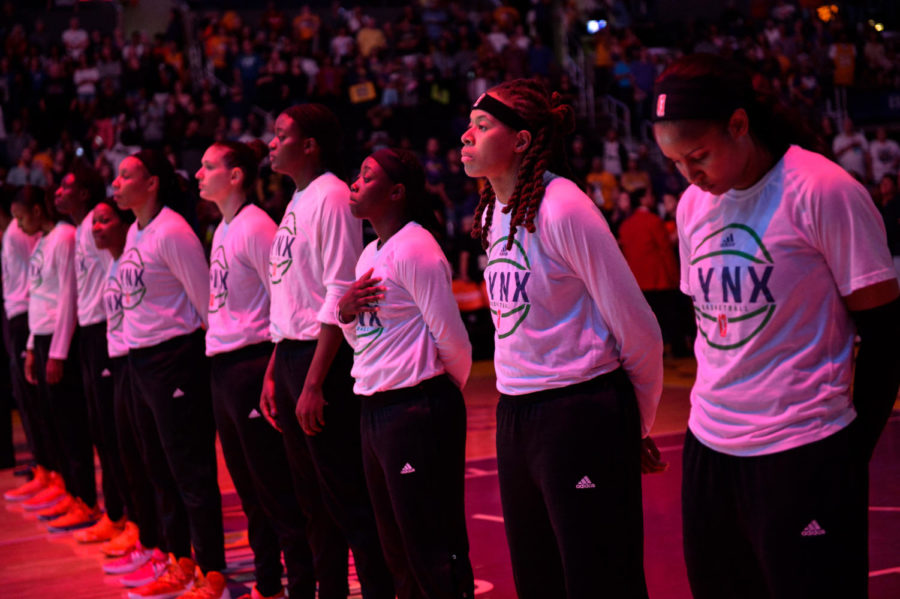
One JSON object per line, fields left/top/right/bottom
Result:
{"left": 338, "top": 148, "right": 474, "bottom": 598}
{"left": 260, "top": 103, "right": 394, "bottom": 598}
{"left": 112, "top": 150, "right": 224, "bottom": 597}
{"left": 461, "top": 79, "right": 665, "bottom": 598}
{"left": 92, "top": 195, "right": 168, "bottom": 588}
{"left": 54, "top": 162, "right": 130, "bottom": 539}
{"left": 15, "top": 185, "right": 99, "bottom": 532}
{"left": 197, "top": 139, "right": 316, "bottom": 599}
{"left": 653, "top": 53, "right": 900, "bottom": 598}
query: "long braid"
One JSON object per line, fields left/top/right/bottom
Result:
{"left": 472, "top": 180, "right": 497, "bottom": 250}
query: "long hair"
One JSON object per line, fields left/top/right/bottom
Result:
{"left": 281, "top": 103, "right": 344, "bottom": 179}
{"left": 470, "top": 78, "right": 576, "bottom": 251}
{"left": 654, "top": 53, "right": 825, "bottom": 158}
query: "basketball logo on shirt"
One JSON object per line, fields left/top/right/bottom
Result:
{"left": 104, "top": 277, "right": 124, "bottom": 332}
{"left": 269, "top": 212, "right": 296, "bottom": 285}
{"left": 28, "top": 249, "right": 45, "bottom": 289}
{"left": 354, "top": 309, "right": 384, "bottom": 355}
{"left": 118, "top": 247, "right": 147, "bottom": 309}
{"left": 485, "top": 236, "right": 531, "bottom": 339}
{"left": 209, "top": 246, "right": 228, "bottom": 313}
{"left": 75, "top": 245, "right": 89, "bottom": 292}
{"left": 690, "top": 223, "right": 776, "bottom": 350}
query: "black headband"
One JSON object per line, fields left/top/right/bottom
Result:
{"left": 472, "top": 93, "right": 530, "bottom": 132}
{"left": 652, "top": 75, "right": 752, "bottom": 122}
{"left": 370, "top": 148, "right": 408, "bottom": 184}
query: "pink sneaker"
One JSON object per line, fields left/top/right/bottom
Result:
{"left": 104, "top": 543, "right": 155, "bottom": 575}
{"left": 120, "top": 550, "right": 168, "bottom": 587}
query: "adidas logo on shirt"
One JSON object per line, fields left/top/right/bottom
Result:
{"left": 575, "top": 476, "right": 596, "bottom": 489}
{"left": 400, "top": 463, "right": 416, "bottom": 475}
{"left": 801, "top": 520, "right": 826, "bottom": 537}
{"left": 101, "top": 368, "right": 112, "bottom": 377}
{"left": 248, "top": 408, "right": 262, "bottom": 420}
{"left": 172, "top": 388, "right": 185, "bottom": 398}
{"left": 721, "top": 232, "right": 736, "bottom": 248}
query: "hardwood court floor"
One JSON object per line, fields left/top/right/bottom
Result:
{"left": 1, "top": 358, "right": 898, "bottom": 598}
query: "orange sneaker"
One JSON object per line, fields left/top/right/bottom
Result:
{"left": 23, "top": 472, "right": 67, "bottom": 511}
{"left": 177, "top": 569, "right": 231, "bottom": 599}
{"left": 36, "top": 494, "right": 74, "bottom": 520}
{"left": 235, "top": 584, "right": 284, "bottom": 599}
{"left": 102, "top": 521, "right": 140, "bottom": 556}
{"left": 74, "top": 513, "right": 126, "bottom": 543}
{"left": 128, "top": 555, "right": 195, "bottom": 599}
{"left": 3, "top": 466, "right": 49, "bottom": 501}
{"left": 46, "top": 498, "right": 100, "bottom": 532}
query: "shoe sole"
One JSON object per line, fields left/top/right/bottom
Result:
{"left": 104, "top": 558, "right": 152, "bottom": 575}
{"left": 37, "top": 510, "right": 70, "bottom": 521}
{"left": 24, "top": 496, "right": 65, "bottom": 511}
{"left": 3, "top": 490, "right": 41, "bottom": 501}
{"left": 47, "top": 519, "right": 99, "bottom": 533}
{"left": 103, "top": 546, "right": 135, "bottom": 557}
{"left": 126, "top": 586, "right": 191, "bottom": 599}
{"left": 120, "top": 572, "right": 164, "bottom": 588}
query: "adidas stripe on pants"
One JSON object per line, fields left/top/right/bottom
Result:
{"left": 128, "top": 329, "right": 225, "bottom": 572}
{"left": 361, "top": 374, "right": 475, "bottom": 599}
{"left": 210, "top": 341, "right": 317, "bottom": 599}
{"left": 496, "top": 369, "right": 648, "bottom": 599}
{"left": 682, "top": 423, "right": 868, "bottom": 599}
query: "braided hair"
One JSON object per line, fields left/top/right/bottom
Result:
{"left": 471, "top": 78, "right": 576, "bottom": 251}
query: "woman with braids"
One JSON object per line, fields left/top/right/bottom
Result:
{"left": 337, "top": 148, "right": 474, "bottom": 599}
{"left": 109, "top": 149, "right": 224, "bottom": 597}
{"left": 260, "top": 103, "right": 394, "bottom": 599}
{"left": 461, "top": 78, "right": 665, "bottom": 598}
{"left": 653, "top": 53, "right": 900, "bottom": 598}
{"left": 196, "top": 139, "right": 313, "bottom": 599}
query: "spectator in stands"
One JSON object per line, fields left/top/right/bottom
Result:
{"left": 621, "top": 154, "right": 652, "bottom": 195}
{"left": 869, "top": 126, "right": 900, "bottom": 186}
{"left": 602, "top": 127, "right": 628, "bottom": 178}
{"left": 6, "top": 146, "right": 47, "bottom": 187}
{"left": 833, "top": 117, "right": 870, "bottom": 182}
{"left": 62, "top": 17, "right": 89, "bottom": 61}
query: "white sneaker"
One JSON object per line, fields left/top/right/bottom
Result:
{"left": 103, "top": 544, "right": 154, "bottom": 575}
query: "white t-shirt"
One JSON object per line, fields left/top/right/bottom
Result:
{"left": 482, "top": 173, "right": 663, "bottom": 437}
{"left": 76, "top": 207, "right": 113, "bottom": 327}
{"left": 832, "top": 131, "right": 868, "bottom": 179}
{"left": 206, "top": 204, "right": 277, "bottom": 356}
{"left": 869, "top": 138, "right": 900, "bottom": 183}
{"left": 269, "top": 172, "right": 362, "bottom": 342}
{"left": 103, "top": 258, "right": 127, "bottom": 359}
{"left": 27, "top": 222, "right": 77, "bottom": 360}
{"left": 119, "top": 207, "right": 208, "bottom": 350}
{"left": 340, "top": 222, "right": 472, "bottom": 395}
{"left": 677, "top": 145, "right": 896, "bottom": 456}
{"left": 2, "top": 219, "right": 40, "bottom": 319}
